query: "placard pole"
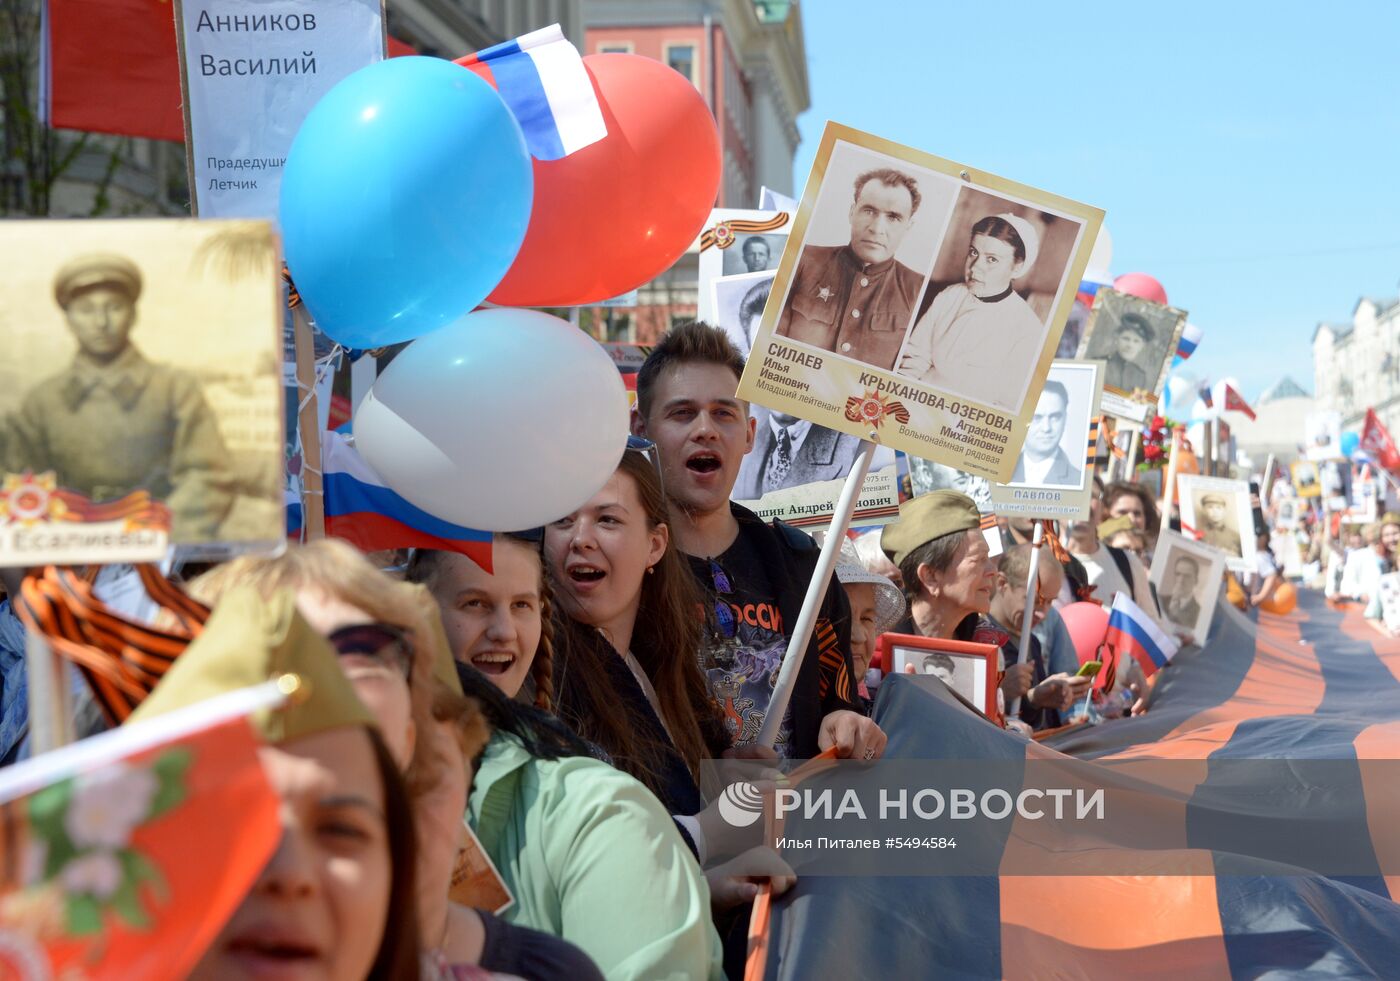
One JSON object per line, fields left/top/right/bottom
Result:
{"left": 757, "top": 440, "right": 876, "bottom": 749}
{"left": 1162, "top": 426, "right": 1184, "bottom": 524}
{"left": 293, "top": 306, "right": 326, "bottom": 541}
{"left": 25, "top": 629, "right": 73, "bottom": 753}
{"left": 1006, "top": 519, "right": 1044, "bottom": 719}
{"left": 1125, "top": 430, "right": 1142, "bottom": 481}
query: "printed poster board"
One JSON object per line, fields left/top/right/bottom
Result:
{"left": 0, "top": 220, "right": 284, "bottom": 565}
{"left": 735, "top": 122, "right": 1103, "bottom": 484}
{"left": 1177, "top": 475, "right": 1258, "bottom": 573}
{"left": 174, "top": 0, "right": 387, "bottom": 219}
{"left": 990, "top": 360, "right": 1104, "bottom": 521}
{"left": 1075, "top": 288, "right": 1186, "bottom": 424}
{"left": 1150, "top": 531, "right": 1227, "bottom": 646}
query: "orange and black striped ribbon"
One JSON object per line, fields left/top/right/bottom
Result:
{"left": 282, "top": 263, "right": 302, "bottom": 310}
{"left": 15, "top": 566, "right": 208, "bottom": 725}
{"left": 698, "top": 213, "right": 790, "bottom": 251}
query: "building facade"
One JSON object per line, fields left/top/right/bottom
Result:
{"left": 582, "top": 0, "right": 810, "bottom": 341}
{"left": 1312, "top": 293, "right": 1400, "bottom": 433}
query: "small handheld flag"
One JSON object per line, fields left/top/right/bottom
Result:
{"left": 456, "top": 24, "right": 607, "bottom": 160}
{"left": 1105, "top": 592, "right": 1180, "bottom": 677}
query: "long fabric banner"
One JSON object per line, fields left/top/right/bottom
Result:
{"left": 753, "top": 592, "right": 1400, "bottom": 977}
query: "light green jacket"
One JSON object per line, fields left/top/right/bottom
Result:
{"left": 468, "top": 733, "right": 724, "bottom": 981}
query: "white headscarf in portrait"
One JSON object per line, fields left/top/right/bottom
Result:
{"left": 994, "top": 213, "right": 1040, "bottom": 278}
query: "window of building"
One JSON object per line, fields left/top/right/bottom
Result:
{"left": 597, "top": 40, "right": 633, "bottom": 54}
{"left": 664, "top": 43, "right": 698, "bottom": 85}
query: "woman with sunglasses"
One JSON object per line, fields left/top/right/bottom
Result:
{"left": 188, "top": 542, "right": 607, "bottom": 980}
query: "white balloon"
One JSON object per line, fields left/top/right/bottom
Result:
{"left": 1083, "top": 224, "right": 1114, "bottom": 284}
{"left": 1163, "top": 375, "right": 1194, "bottom": 415}
{"left": 355, "top": 308, "right": 629, "bottom": 531}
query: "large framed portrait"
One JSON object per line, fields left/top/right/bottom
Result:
{"left": 735, "top": 122, "right": 1103, "bottom": 484}
{"left": 695, "top": 208, "right": 793, "bottom": 322}
{"left": 990, "top": 360, "right": 1103, "bottom": 520}
{"left": 1075, "top": 288, "right": 1186, "bottom": 423}
{"left": 1177, "top": 475, "right": 1258, "bottom": 572}
{"left": 1150, "top": 531, "right": 1227, "bottom": 646}
{"left": 0, "top": 219, "right": 283, "bottom": 565}
{"left": 874, "top": 633, "right": 1000, "bottom": 718}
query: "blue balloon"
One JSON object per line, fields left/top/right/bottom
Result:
{"left": 281, "top": 57, "right": 532, "bottom": 349}
{"left": 1341, "top": 431, "right": 1361, "bottom": 458}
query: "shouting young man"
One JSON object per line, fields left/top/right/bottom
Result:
{"left": 633, "top": 322, "right": 885, "bottom": 761}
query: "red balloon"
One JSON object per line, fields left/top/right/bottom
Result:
{"left": 1113, "top": 272, "right": 1168, "bottom": 306}
{"left": 458, "top": 53, "right": 721, "bottom": 307}
{"left": 1057, "top": 602, "right": 1111, "bottom": 688}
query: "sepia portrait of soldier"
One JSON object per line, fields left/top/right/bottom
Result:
{"left": 5, "top": 254, "right": 233, "bottom": 538}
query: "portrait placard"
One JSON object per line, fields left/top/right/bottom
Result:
{"left": 174, "top": 0, "right": 386, "bottom": 220}
{"left": 720, "top": 279, "right": 901, "bottom": 529}
{"left": 1075, "top": 288, "right": 1187, "bottom": 423}
{"left": 874, "top": 633, "right": 999, "bottom": 718}
{"left": 1305, "top": 410, "right": 1343, "bottom": 462}
{"left": 1177, "top": 475, "right": 1258, "bottom": 572}
{"left": 1291, "top": 460, "right": 1322, "bottom": 499}
{"left": 1150, "top": 531, "right": 1226, "bottom": 646}
{"left": 1349, "top": 476, "right": 1377, "bottom": 524}
{"left": 990, "top": 360, "right": 1103, "bottom": 520}
{"left": 734, "top": 123, "right": 1103, "bottom": 483}
{"left": 1276, "top": 497, "right": 1301, "bottom": 530}
{"left": 1376, "top": 572, "right": 1400, "bottom": 633}
{"left": 695, "top": 208, "right": 793, "bottom": 322}
{"left": 0, "top": 219, "right": 284, "bottom": 566}
{"left": 1273, "top": 531, "right": 1304, "bottom": 579}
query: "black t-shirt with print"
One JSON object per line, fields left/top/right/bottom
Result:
{"left": 688, "top": 528, "right": 796, "bottom": 756}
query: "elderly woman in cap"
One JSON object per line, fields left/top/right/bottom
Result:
{"left": 898, "top": 213, "right": 1047, "bottom": 412}
{"left": 6, "top": 253, "right": 231, "bottom": 538}
{"left": 1105, "top": 313, "right": 1154, "bottom": 393}
{"left": 882, "top": 490, "right": 1038, "bottom": 717}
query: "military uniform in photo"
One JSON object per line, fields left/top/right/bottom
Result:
{"left": 776, "top": 245, "right": 922, "bottom": 370}
{"left": 1159, "top": 591, "right": 1201, "bottom": 630}
{"left": 1198, "top": 492, "right": 1242, "bottom": 557}
{"left": 5, "top": 255, "right": 234, "bottom": 539}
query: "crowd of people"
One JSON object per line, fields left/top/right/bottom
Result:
{"left": 0, "top": 320, "right": 1372, "bottom": 979}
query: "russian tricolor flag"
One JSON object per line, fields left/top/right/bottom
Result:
{"left": 1075, "top": 279, "right": 1103, "bottom": 310}
{"left": 1176, "top": 322, "right": 1202, "bottom": 360}
{"left": 456, "top": 25, "right": 606, "bottom": 161}
{"left": 322, "top": 433, "right": 493, "bottom": 572}
{"left": 1106, "top": 592, "right": 1180, "bottom": 677}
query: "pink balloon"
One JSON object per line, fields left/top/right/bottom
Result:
{"left": 1113, "top": 272, "right": 1168, "bottom": 306}
{"left": 1057, "top": 602, "right": 1111, "bottom": 688}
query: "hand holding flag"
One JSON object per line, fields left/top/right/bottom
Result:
{"left": 1105, "top": 592, "right": 1180, "bottom": 678}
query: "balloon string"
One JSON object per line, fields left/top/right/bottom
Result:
{"left": 295, "top": 345, "right": 344, "bottom": 416}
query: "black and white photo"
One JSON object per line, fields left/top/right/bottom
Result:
{"left": 773, "top": 142, "right": 951, "bottom": 371}
{"left": 1075, "top": 288, "right": 1186, "bottom": 421}
{"left": 1178, "top": 475, "right": 1258, "bottom": 572}
{"left": 880, "top": 635, "right": 999, "bottom": 717}
{"left": 896, "top": 187, "right": 1082, "bottom": 413}
{"left": 1150, "top": 532, "right": 1226, "bottom": 646}
{"left": 695, "top": 208, "right": 793, "bottom": 322}
{"left": 723, "top": 233, "right": 785, "bottom": 275}
{"left": 711, "top": 270, "right": 777, "bottom": 356}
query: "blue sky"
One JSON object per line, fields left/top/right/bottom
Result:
{"left": 793, "top": 1, "right": 1400, "bottom": 401}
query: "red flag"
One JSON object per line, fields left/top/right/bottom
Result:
{"left": 1223, "top": 384, "right": 1256, "bottom": 421}
{"left": 48, "top": 0, "right": 185, "bottom": 143}
{"left": 1360, "top": 408, "right": 1400, "bottom": 472}
{"left": 0, "top": 684, "right": 283, "bottom": 978}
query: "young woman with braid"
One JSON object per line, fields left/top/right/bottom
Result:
{"left": 407, "top": 533, "right": 557, "bottom": 710}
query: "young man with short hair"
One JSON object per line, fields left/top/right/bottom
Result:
{"left": 634, "top": 322, "right": 884, "bottom": 761}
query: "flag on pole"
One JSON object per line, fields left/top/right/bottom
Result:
{"left": 0, "top": 683, "right": 283, "bottom": 979}
{"left": 1105, "top": 592, "right": 1179, "bottom": 676}
{"left": 1170, "top": 322, "right": 1203, "bottom": 369}
{"left": 1360, "top": 408, "right": 1400, "bottom": 472}
{"left": 1198, "top": 381, "right": 1214, "bottom": 410}
{"left": 1223, "top": 384, "right": 1256, "bottom": 421}
{"left": 456, "top": 24, "right": 607, "bottom": 160}
{"left": 322, "top": 433, "right": 494, "bottom": 571}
